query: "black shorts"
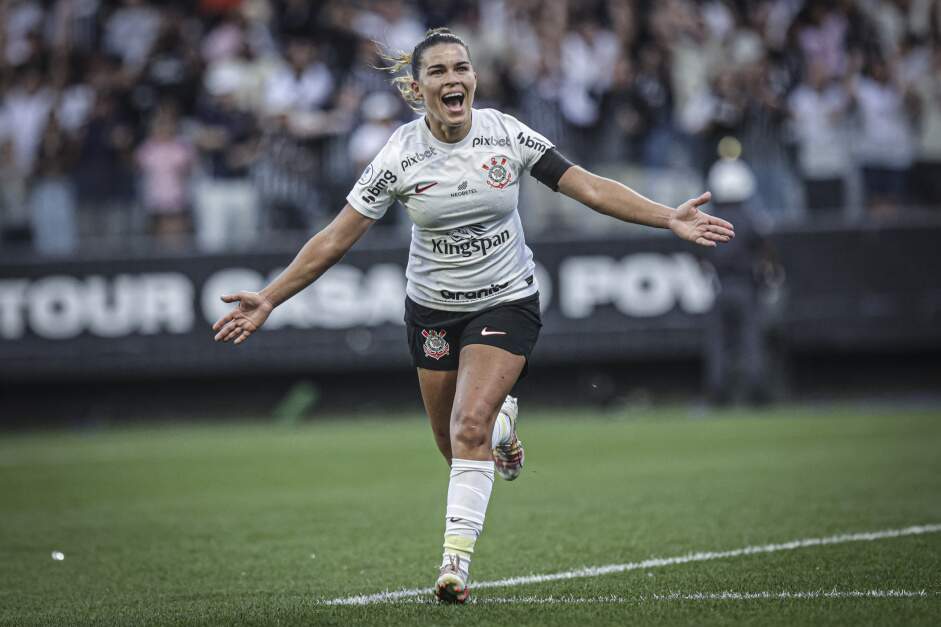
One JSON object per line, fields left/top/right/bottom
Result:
{"left": 405, "top": 293, "right": 542, "bottom": 372}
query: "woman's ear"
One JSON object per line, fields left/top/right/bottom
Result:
{"left": 410, "top": 79, "right": 422, "bottom": 100}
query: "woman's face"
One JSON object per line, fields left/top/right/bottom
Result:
{"left": 413, "top": 43, "right": 477, "bottom": 132}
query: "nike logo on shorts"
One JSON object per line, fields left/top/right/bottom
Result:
{"left": 415, "top": 182, "right": 438, "bottom": 194}
{"left": 481, "top": 327, "right": 507, "bottom": 336}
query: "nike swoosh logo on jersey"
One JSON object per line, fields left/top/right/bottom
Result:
{"left": 415, "top": 182, "right": 438, "bottom": 194}
{"left": 481, "top": 327, "right": 507, "bottom": 336}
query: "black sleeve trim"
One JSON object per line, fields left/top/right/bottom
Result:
{"left": 530, "top": 148, "right": 574, "bottom": 192}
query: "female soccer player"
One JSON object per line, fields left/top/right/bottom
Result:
{"left": 212, "top": 28, "right": 734, "bottom": 603}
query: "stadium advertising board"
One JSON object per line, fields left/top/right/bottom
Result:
{"left": 1, "top": 225, "right": 939, "bottom": 380}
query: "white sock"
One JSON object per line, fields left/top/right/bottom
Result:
{"left": 490, "top": 409, "right": 512, "bottom": 449}
{"left": 442, "top": 458, "right": 495, "bottom": 579}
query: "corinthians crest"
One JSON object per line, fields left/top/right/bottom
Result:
{"left": 421, "top": 329, "right": 450, "bottom": 360}
{"left": 481, "top": 155, "right": 513, "bottom": 189}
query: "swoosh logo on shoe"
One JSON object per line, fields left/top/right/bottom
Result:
{"left": 481, "top": 327, "right": 507, "bottom": 336}
{"left": 415, "top": 182, "right": 438, "bottom": 194}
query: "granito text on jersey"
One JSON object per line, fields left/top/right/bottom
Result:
{"left": 440, "top": 280, "right": 511, "bottom": 301}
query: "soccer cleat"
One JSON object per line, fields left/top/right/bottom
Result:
{"left": 434, "top": 554, "right": 470, "bottom": 604}
{"left": 493, "top": 395, "right": 525, "bottom": 481}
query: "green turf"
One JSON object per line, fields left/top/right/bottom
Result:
{"left": 1, "top": 406, "right": 940, "bottom": 625}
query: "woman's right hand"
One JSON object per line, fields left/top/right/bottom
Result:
{"left": 212, "top": 292, "right": 274, "bottom": 345}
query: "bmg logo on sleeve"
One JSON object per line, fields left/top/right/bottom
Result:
{"left": 516, "top": 132, "right": 548, "bottom": 153}
{"left": 360, "top": 169, "right": 397, "bottom": 204}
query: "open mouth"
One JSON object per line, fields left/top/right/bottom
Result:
{"left": 441, "top": 91, "right": 465, "bottom": 114}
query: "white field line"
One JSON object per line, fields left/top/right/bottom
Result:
{"left": 650, "top": 589, "right": 933, "bottom": 602}
{"left": 338, "top": 590, "right": 935, "bottom": 605}
{"left": 321, "top": 524, "right": 941, "bottom": 605}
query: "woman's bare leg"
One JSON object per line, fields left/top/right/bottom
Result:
{"left": 449, "top": 344, "right": 525, "bottom": 460}
{"left": 435, "top": 343, "right": 526, "bottom": 600}
{"left": 417, "top": 368, "right": 458, "bottom": 464}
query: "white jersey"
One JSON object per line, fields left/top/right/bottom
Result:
{"left": 346, "top": 108, "right": 554, "bottom": 311}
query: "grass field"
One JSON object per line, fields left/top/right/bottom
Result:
{"left": 1, "top": 405, "right": 940, "bottom": 625}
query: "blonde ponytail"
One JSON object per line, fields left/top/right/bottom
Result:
{"left": 378, "top": 48, "right": 424, "bottom": 112}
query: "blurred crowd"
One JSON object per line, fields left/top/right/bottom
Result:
{"left": 1, "top": 0, "right": 940, "bottom": 256}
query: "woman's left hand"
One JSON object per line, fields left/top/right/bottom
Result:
{"left": 669, "top": 191, "right": 735, "bottom": 247}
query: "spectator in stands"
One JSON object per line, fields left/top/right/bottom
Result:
{"left": 685, "top": 66, "right": 746, "bottom": 175}
{"left": 318, "top": 1, "right": 366, "bottom": 78}
{"left": 136, "top": 7, "right": 202, "bottom": 117}
{"left": 912, "top": 46, "right": 941, "bottom": 207}
{"left": 3, "top": 64, "right": 53, "bottom": 185}
{"left": 345, "top": 37, "right": 399, "bottom": 97}
{"left": 273, "top": 0, "right": 320, "bottom": 40}
{"left": 103, "top": 0, "right": 162, "bottom": 73}
{"left": 1, "top": 0, "right": 939, "bottom": 253}
{"left": 632, "top": 42, "right": 678, "bottom": 169}
{"left": 135, "top": 105, "right": 195, "bottom": 245}
{"left": 650, "top": 0, "right": 706, "bottom": 168}
{"left": 255, "top": 36, "right": 332, "bottom": 234}
{"left": 254, "top": 36, "right": 356, "bottom": 234}
{"left": 557, "top": 12, "right": 620, "bottom": 165}
{"left": 28, "top": 111, "right": 78, "bottom": 255}
{"left": 192, "top": 67, "right": 260, "bottom": 252}
{"left": 0, "top": 125, "right": 30, "bottom": 246}
{"left": 55, "top": 55, "right": 95, "bottom": 136}
{"left": 2, "top": 0, "right": 45, "bottom": 67}
{"left": 788, "top": 59, "right": 852, "bottom": 213}
{"left": 201, "top": 8, "right": 246, "bottom": 64}
{"left": 599, "top": 55, "right": 646, "bottom": 163}
{"left": 349, "top": 91, "right": 401, "bottom": 177}
{"left": 265, "top": 36, "right": 335, "bottom": 115}
{"left": 45, "top": 0, "right": 101, "bottom": 54}
{"left": 252, "top": 101, "right": 323, "bottom": 236}
{"left": 74, "top": 91, "right": 136, "bottom": 242}
{"left": 734, "top": 21, "right": 800, "bottom": 216}
{"left": 850, "top": 56, "right": 917, "bottom": 215}
{"left": 351, "top": 0, "right": 425, "bottom": 55}
{"left": 793, "top": 0, "right": 850, "bottom": 80}
{"left": 203, "top": 38, "right": 280, "bottom": 115}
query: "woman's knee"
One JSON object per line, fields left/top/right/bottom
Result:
{"left": 450, "top": 405, "right": 493, "bottom": 449}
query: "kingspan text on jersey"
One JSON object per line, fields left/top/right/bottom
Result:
{"left": 431, "top": 230, "right": 510, "bottom": 258}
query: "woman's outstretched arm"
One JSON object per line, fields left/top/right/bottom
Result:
{"left": 557, "top": 166, "right": 735, "bottom": 247}
{"left": 212, "top": 204, "right": 376, "bottom": 344}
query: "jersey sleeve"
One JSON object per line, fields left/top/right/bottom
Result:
{"left": 502, "top": 113, "right": 556, "bottom": 172}
{"left": 346, "top": 139, "right": 402, "bottom": 220}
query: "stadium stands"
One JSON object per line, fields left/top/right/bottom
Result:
{"left": 0, "top": 0, "right": 939, "bottom": 256}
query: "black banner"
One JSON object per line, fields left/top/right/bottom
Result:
{"left": 1, "top": 223, "right": 939, "bottom": 381}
